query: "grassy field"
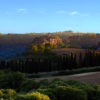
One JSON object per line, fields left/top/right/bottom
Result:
{"left": 26, "top": 66, "right": 100, "bottom": 79}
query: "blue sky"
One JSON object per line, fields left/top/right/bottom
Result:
{"left": 0, "top": 0, "right": 100, "bottom": 33}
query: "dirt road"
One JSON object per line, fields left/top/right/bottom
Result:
{"left": 36, "top": 72, "right": 100, "bottom": 84}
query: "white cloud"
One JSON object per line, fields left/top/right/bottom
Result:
{"left": 56, "top": 10, "right": 89, "bottom": 17}
{"left": 69, "top": 11, "right": 78, "bottom": 15}
{"left": 16, "top": 8, "right": 26, "bottom": 13}
{"left": 56, "top": 10, "right": 78, "bottom": 15}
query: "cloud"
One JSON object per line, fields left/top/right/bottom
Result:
{"left": 56, "top": 10, "right": 78, "bottom": 15}
{"left": 56, "top": 10, "right": 89, "bottom": 17}
{"left": 69, "top": 11, "right": 78, "bottom": 15}
{"left": 16, "top": 8, "right": 26, "bottom": 13}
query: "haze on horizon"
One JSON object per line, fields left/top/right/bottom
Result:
{"left": 0, "top": 0, "right": 100, "bottom": 33}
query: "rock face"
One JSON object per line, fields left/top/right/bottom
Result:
{"left": 32, "top": 34, "right": 63, "bottom": 46}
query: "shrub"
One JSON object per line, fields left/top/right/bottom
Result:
{"left": 84, "top": 86, "right": 96, "bottom": 100}
{"left": 48, "top": 78, "right": 68, "bottom": 88}
{"left": 0, "top": 97, "right": 14, "bottom": 100}
{"left": 0, "top": 72, "right": 26, "bottom": 89}
{"left": 16, "top": 92, "right": 50, "bottom": 100}
{"left": 90, "top": 85, "right": 100, "bottom": 100}
{"left": 37, "top": 88, "right": 56, "bottom": 100}
{"left": 54, "top": 86, "right": 87, "bottom": 100}
{"left": 65, "top": 80, "right": 98, "bottom": 100}
{"left": 39, "top": 79, "right": 49, "bottom": 88}
{"left": 6, "top": 89, "right": 16, "bottom": 96}
{"left": 94, "top": 85, "right": 100, "bottom": 98}
{"left": 27, "top": 92, "right": 50, "bottom": 100}
{"left": 20, "top": 79, "right": 39, "bottom": 92}
{"left": 0, "top": 89, "right": 16, "bottom": 100}
{"left": 65, "top": 80, "right": 92, "bottom": 89}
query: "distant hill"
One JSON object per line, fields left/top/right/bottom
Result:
{"left": 0, "top": 31, "right": 100, "bottom": 58}
{"left": 0, "top": 34, "right": 42, "bottom": 58}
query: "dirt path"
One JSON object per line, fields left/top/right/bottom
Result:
{"left": 35, "top": 72, "right": 100, "bottom": 84}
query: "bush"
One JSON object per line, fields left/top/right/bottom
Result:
{"left": 37, "top": 88, "right": 56, "bottom": 100}
{"left": 48, "top": 78, "right": 68, "bottom": 88}
{"left": 65, "top": 80, "right": 92, "bottom": 89}
{"left": 0, "top": 97, "right": 14, "bottom": 100}
{"left": 20, "top": 79, "right": 39, "bottom": 92}
{"left": 39, "top": 79, "right": 49, "bottom": 88}
{"left": 65, "top": 80, "right": 100, "bottom": 100}
{"left": 54, "top": 86, "right": 87, "bottom": 100}
{"left": 0, "top": 89, "right": 16, "bottom": 100}
{"left": 65, "top": 80, "right": 98, "bottom": 100}
{"left": 0, "top": 72, "right": 26, "bottom": 89}
{"left": 88, "top": 85, "right": 100, "bottom": 100}
{"left": 16, "top": 92, "right": 50, "bottom": 100}
{"left": 94, "top": 85, "right": 100, "bottom": 99}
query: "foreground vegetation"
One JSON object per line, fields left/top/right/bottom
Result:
{"left": 0, "top": 70, "right": 100, "bottom": 100}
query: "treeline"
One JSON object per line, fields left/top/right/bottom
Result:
{"left": 0, "top": 50, "right": 100, "bottom": 73}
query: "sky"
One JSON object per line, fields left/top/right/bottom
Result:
{"left": 0, "top": 0, "right": 100, "bottom": 33}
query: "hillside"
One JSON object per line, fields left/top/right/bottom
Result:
{"left": 0, "top": 34, "right": 43, "bottom": 58}
{"left": 0, "top": 31, "right": 100, "bottom": 58}
{"left": 32, "top": 35, "right": 63, "bottom": 46}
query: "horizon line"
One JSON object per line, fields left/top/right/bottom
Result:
{"left": 0, "top": 30, "right": 100, "bottom": 34}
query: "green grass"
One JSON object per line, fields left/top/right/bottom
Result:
{"left": 53, "top": 66, "right": 100, "bottom": 76}
{"left": 26, "top": 66, "right": 100, "bottom": 78}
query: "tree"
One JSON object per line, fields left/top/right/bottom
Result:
{"left": 87, "top": 45, "right": 93, "bottom": 50}
{"left": 98, "top": 41, "right": 100, "bottom": 48}
{"left": 31, "top": 44, "right": 38, "bottom": 52}
{"left": 39, "top": 44, "right": 45, "bottom": 52}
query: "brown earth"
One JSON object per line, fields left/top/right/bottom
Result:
{"left": 35, "top": 72, "right": 100, "bottom": 84}
{"left": 52, "top": 48, "right": 87, "bottom": 55}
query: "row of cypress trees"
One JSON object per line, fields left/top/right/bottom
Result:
{"left": 0, "top": 50, "right": 100, "bottom": 73}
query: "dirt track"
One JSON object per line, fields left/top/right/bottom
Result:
{"left": 36, "top": 72, "right": 100, "bottom": 84}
